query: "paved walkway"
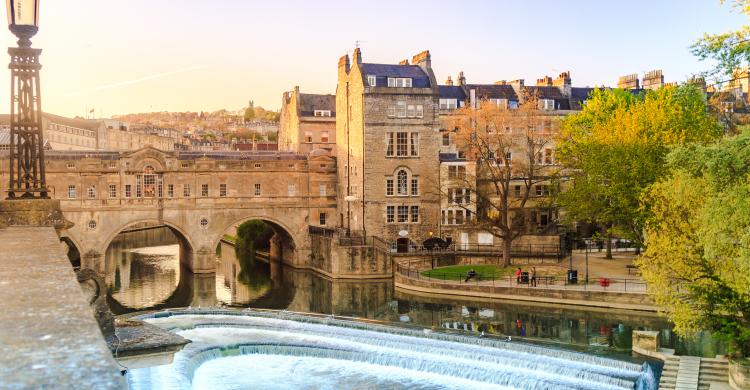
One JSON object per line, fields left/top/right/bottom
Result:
{"left": 676, "top": 356, "right": 701, "bottom": 390}
{"left": 0, "top": 227, "right": 125, "bottom": 389}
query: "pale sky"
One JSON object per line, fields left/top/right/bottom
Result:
{"left": 0, "top": 0, "right": 745, "bottom": 118}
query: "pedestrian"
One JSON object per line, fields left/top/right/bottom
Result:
{"left": 515, "top": 267, "right": 522, "bottom": 284}
{"left": 464, "top": 268, "right": 477, "bottom": 282}
{"left": 530, "top": 267, "right": 537, "bottom": 287}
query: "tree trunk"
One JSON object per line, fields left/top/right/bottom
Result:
{"left": 605, "top": 232, "right": 613, "bottom": 259}
{"left": 502, "top": 238, "right": 512, "bottom": 268}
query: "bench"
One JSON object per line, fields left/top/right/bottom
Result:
{"left": 626, "top": 264, "right": 638, "bottom": 275}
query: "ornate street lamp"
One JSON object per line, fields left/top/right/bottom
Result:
{"left": 5, "top": 0, "right": 47, "bottom": 199}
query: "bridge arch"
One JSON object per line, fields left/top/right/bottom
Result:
{"left": 100, "top": 219, "right": 195, "bottom": 258}
{"left": 212, "top": 215, "right": 300, "bottom": 265}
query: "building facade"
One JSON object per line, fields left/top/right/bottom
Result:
{"left": 279, "top": 86, "right": 336, "bottom": 155}
{"left": 336, "top": 49, "right": 441, "bottom": 248}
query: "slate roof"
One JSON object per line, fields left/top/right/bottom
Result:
{"left": 299, "top": 93, "right": 336, "bottom": 117}
{"left": 467, "top": 84, "right": 518, "bottom": 101}
{"left": 439, "top": 152, "right": 466, "bottom": 162}
{"left": 361, "top": 63, "right": 431, "bottom": 88}
{"left": 0, "top": 113, "right": 101, "bottom": 130}
{"left": 439, "top": 86, "right": 466, "bottom": 100}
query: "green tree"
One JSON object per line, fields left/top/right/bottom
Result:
{"left": 557, "top": 86, "right": 721, "bottom": 256}
{"left": 244, "top": 107, "right": 256, "bottom": 122}
{"left": 235, "top": 220, "right": 275, "bottom": 267}
{"left": 637, "top": 132, "right": 750, "bottom": 357}
{"left": 691, "top": 1, "right": 750, "bottom": 82}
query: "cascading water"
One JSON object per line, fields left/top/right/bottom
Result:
{"left": 126, "top": 310, "right": 658, "bottom": 390}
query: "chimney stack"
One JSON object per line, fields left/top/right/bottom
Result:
{"left": 617, "top": 74, "right": 640, "bottom": 90}
{"left": 338, "top": 54, "right": 350, "bottom": 73}
{"left": 536, "top": 75, "right": 553, "bottom": 86}
{"left": 458, "top": 71, "right": 466, "bottom": 87}
{"left": 353, "top": 48, "right": 362, "bottom": 64}
{"left": 445, "top": 75, "right": 453, "bottom": 86}
{"left": 553, "top": 71, "right": 572, "bottom": 96}
{"left": 494, "top": 80, "right": 507, "bottom": 85}
{"left": 412, "top": 50, "right": 431, "bottom": 69}
{"left": 398, "top": 59, "right": 410, "bottom": 65}
{"left": 642, "top": 69, "right": 664, "bottom": 90}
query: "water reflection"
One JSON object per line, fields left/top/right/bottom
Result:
{"left": 105, "top": 227, "right": 723, "bottom": 358}
{"left": 105, "top": 227, "right": 182, "bottom": 309}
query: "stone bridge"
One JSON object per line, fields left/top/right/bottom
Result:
{"left": 0, "top": 147, "right": 338, "bottom": 274}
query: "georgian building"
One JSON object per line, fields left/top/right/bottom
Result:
{"left": 279, "top": 87, "right": 336, "bottom": 155}
{"left": 335, "top": 49, "right": 441, "bottom": 248}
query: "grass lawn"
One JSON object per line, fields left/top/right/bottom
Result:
{"left": 420, "top": 264, "right": 513, "bottom": 281}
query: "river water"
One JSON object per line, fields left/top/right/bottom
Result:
{"left": 104, "top": 226, "right": 723, "bottom": 360}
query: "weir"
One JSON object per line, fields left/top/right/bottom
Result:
{"left": 127, "top": 310, "right": 658, "bottom": 390}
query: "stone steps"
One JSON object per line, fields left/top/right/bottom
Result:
{"left": 659, "top": 356, "right": 730, "bottom": 390}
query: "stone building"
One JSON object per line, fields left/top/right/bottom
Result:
{"left": 435, "top": 71, "right": 596, "bottom": 248}
{"left": 0, "top": 114, "right": 176, "bottom": 151}
{"left": 335, "top": 48, "right": 441, "bottom": 249}
{"left": 279, "top": 86, "right": 336, "bottom": 155}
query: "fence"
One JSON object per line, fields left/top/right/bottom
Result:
{"left": 395, "top": 263, "right": 646, "bottom": 293}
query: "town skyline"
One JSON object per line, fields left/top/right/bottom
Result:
{"left": 0, "top": 0, "right": 743, "bottom": 118}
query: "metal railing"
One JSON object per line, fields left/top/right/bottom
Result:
{"left": 395, "top": 263, "right": 647, "bottom": 293}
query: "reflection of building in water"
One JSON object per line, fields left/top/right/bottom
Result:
{"left": 391, "top": 290, "right": 670, "bottom": 351}
{"left": 105, "top": 226, "right": 182, "bottom": 309}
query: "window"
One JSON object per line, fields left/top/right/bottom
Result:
{"left": 288, "top": 184, "right": 297, "bottom": 197}
{"left": 442, "top": 133, "right": 450, "bottom": 146}
{"left": 321, "top": 131, "right": 329, "bottom": 143}
{"left": 411, "top": 178, "right": 419, "bottom": 196}
{"left": 410, "top": 133, "right": 419, "bottom": 156}
{"left": 396, "top": 102, "right": 406, "bottom": 118}
{"left": 319, "top": 184, "right": 327, "bottom": 197}
{"left": 456, "top": 209, "right": 465, "bottom": 225}
{"left": 88, "top": 220, "right": 97, "bottom": 230}
{"left": 439, "top": 99, "right": 458, "bottom": 110}
{"left": 168, "top": 184, "right": 174, "bottom": 198}
{"left": 490, "top": 98, "right": 509, "bottom": 110}
{"left": 448, "top": 165, "right": 466, "bottom": 179}
{"left": 386, "top": 133, "right": 394, "bottom": 156}
{"left": 536, "top": 185, "right": 550, "bottom": 196}
{"left": 544, "top": 148, "right": 554, "bottom": 165}
{"left": 514, "top": 185, "right": 522, "bottom": 197}
{"left": 67, "top": 185, "right": 76, "bottom": 199}
{"left": 220, "top": 183, "right": 227, "bottom": 197}
{"left": 386, "top": 206, "right": 395, "bottom": 223}
{"left": 254, "top": 183, "right": 261, "bottom": 196}
{"left": 410, "top": 206, "right": 419, "bottom": 223}
{"left": 416, "top": 104, "right": 424, "bottom": 118}
{"left": 200, "top": 218, "right": 209, "bottom": 228}
{"left": 397, "top": 206, "right": 409, "bottom": 223}
{"left": 314, "top": 110, "right": 331, "bottom": 117}
{"left": 387, "top": 77, "right": 412, "bottom": 88}
{"left": 319, "top": 212, "right": 327, "bottom": 226}
{"left": 108, "top": 161, "right": 117, "bottom": 169}
{"left": 87, "top": 186, "right": 96, "bottom": 199}
{"left": 304, "top": 131, "right": 312, "bottom": 142}
{"left": 66, "top": 162, "right": 75, "bottom": 169}
{"left": 386, "top": 179, "right": 394, "bottom": 196}
{"left": 181, "top": 162, "right": 190, "bottom": 168}
{"left": 125, "top": 184, "right": 132, "bottom": 198}
{"left": 367, "top": 75, "right": 376, "bottom": 86}
{"left": 183, "top": 184, "right": 191, "bottom": 197}
{"left": 396, "top": 132, "right": 408, "bottom": 156}
{"left": 387, "top": 105, "right": 396, "bottom": 117}
{"left": 108, "top": 184, "right": 117, "bottom": 198}
{"left": 407, "top": 105, "right": 415, "bottom": 118}
{"left": 201, "top": 184, "right": 209, "bottom": 197}
{"left": 397, "top": 170, "right": 408, "bottom": 196}
{"left": 505, "top": 151, "right": 513, "bottom": 164}
{"left": 254, "top": 163, "right": 262, "bottom": 168}
{"left": 539, "top": 99, "right": 555, "bottom": 110}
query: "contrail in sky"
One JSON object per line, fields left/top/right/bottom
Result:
{"left": 52, "top": 65, "right": 205, "bottom": 100}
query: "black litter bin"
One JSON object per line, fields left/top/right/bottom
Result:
{"left": 520, "top": 272, "right": 529, "bottom": 284}
{"left": 567, "top": 269, "right": 578, "bottom": 284}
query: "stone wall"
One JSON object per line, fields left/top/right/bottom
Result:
{"left": 310, "top": 234, "right": 392, "bottom": 278}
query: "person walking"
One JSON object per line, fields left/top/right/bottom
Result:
{"left": 515, "top": 267, "right": 522, "bottom": 284}
{"left": 530, "top": 267, "right": 537, "bottom": 287}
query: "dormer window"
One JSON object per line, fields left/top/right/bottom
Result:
{"left": 387, "top": 77, "right": 412, "bottom": 88}
{"left": 489, "top": 98, "right": 508, "bottom": 110}
{"left": 539, "top": 99, "right": 556, "bottom": 110}
{"left": 439, "top": 99, "right": 458, "bottom": 110}
{"left": 367, "top": 75, "right": 377, "bottom": 86}
{"left": 314, "top": 110, "right": 331, "bottom": 117}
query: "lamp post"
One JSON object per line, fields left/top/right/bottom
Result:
{"left": 5, "top": 0, "right": 47, "bottom": 199}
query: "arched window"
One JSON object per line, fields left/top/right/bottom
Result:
{"left": 397, "top": 169, "right": 408, "bottom": 196}
{"left": 138, "top": 165, "right": 163, "bottom": 198}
